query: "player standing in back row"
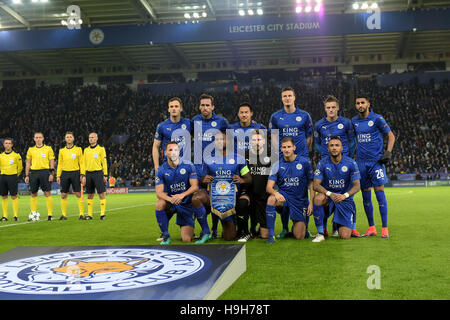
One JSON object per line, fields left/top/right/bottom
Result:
{"left": 313, "top": 95, "right": 359, "bottom": 238}
{"left": 269, "top": 87, "right": 313, "bottom": 239}
{"left": 352, "top": 94, "right": 395, "bottom": 238}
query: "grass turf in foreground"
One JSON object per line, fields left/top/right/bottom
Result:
{"left": 0, "top": 187, "right": 448, "bottom": 300}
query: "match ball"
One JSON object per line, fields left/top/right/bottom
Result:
{"left": 28, "top": 211, "right": 40, "bottom": 222}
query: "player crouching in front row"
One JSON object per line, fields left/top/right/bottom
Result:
{"left": 155, "top": 141, "right": 212, "bottom": 245}
{"left": 312, "top": 136, "right": 361, "bottom": 241}
{"left": 265, "top": 137, "right": 315, "bottom": 244}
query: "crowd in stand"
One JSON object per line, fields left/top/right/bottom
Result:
{"left": 0, "top": 76, "right": 448, "bottom": 186}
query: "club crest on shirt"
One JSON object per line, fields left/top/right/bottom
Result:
{"left": 338, "top": 123, "right": 344, "bottom": 129}
{"left": 211, "top": 121, "right": 217, "bottom": 127}
{"left": 341, "top": 166, "right": 348, "bottom": 172}
{"left": 180, "top": 168, "right": 186, "bottom": 175}
{"left": 296, "top": 164, "right": 303, "bottom": 170}
{"left": 368, "top": 120, "right": 374, "bottom": 127}
{"left": 296, "top": 116, "right": 302, "bottom": 122}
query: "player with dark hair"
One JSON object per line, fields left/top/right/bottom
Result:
{"left": 352, "top": 95, "right": 395, "bottom": 238}
{"left": 230, "top": 102, "right": 266, "bottom": 156}
{"left": 265, "top": 137, "right": 314, "bottom": 244}
{"left": 191, "top": 93, "right": 230, "bottom": 238}
{"left": 229, "top": 102, "right": 266, "bottom": 241}
{"left": 200, "top": 131, "right": 252, "bottom": 241}
{"left": 0, "top": 138, "right": 22, "bottom": 221}
{"left": 313, "top": 136, "right": 361, "bottom": 241}
{"left": 269, "top": 87, "right": 313, "bottom": 239}
{"left": 155, "top": 141, "right": 204, "bottom": 245}
{"left": 24, "top": 132, "right": 55, "bottom": 221}
{"left": 313, "top": 95, "right": 359, "bottom": 238}
{"left": 56, "top": 132, "right": 85, "bottom": 220}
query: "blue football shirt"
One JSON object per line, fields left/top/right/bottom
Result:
{"left": 314, "top": 116, "right": 355, "bottom": 158}
{"left": 314, "top": 155, "right": 361, "bottom": 197}
{"left": 269, "top": 107, "right": 312, "bottom": 158}
{"left": 192, "top": 113, "right": 229, "bottom": 152}
{"left": 352, "top": 111, "right": 391, "bottom": 162}
{"left": 268, "top": 154, "right": 313, "bottom": 203}
{"left": 229, "top": 121, "right": 267, "bottom": 155}
{"left": 154, "top": 117, "right": 192, "bottom": 160}
{"left": 155, "top": 160, "right": 198, "bottom": 205}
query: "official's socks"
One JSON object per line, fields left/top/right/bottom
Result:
{"left": 61, "top": 198, "right": 68, "bottom": 217}
{"left": 87, "top": 199, "right": 94, "bottom": 217}
{"left": 100, "top": 199, "right": 106, "bottom": 216}
{"left": 2, "top": 198, "right": 8, "bottom": 218}
{"left": 77, "top": 197, "right": 84, "bottom": 216}
{"left": 46, "top": 196, "right": 53, "bottom": 216}
{"left": 12, "top": 198, "right": 18, "bottom": 218}
{"left": 30, "top": 196, "right": 38, "bottom": 213}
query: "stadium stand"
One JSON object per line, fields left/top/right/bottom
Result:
{"left": 0, "top": 74, "right": 448, "bottom": 187}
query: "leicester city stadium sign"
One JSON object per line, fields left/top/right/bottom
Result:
{"left": 0, "top": 9, "right": 449, "bottom": 52}
{"left": 0, "top": 245, "right": 246, "bottom": 300}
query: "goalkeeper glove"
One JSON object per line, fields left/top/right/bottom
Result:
{"left": 379, "top": 150, "right": 392, "bottom": 164}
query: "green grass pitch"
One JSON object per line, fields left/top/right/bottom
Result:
{"left": 0, "top": 187, "right": 448, "bottom": 300}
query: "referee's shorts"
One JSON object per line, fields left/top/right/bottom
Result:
{"left": 29, "top": 169, "right": 51, "bottom": 193}
{"left": 85, "top": 170, "right": 106, "bottom": 194}
{"left": 0, "top": 174, "right": 19, "bottom": 196}
{"left": 60, "top": 170, "right": 81, "bottom": 193}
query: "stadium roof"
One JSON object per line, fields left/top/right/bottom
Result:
{"left": 0, "top": 0, "right": 449, "bottom": 75}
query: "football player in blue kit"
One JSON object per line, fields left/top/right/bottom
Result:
{"left": 352, "top": 95, "right": 395, "bottom": 238}
{"left": 313, "top": 136, "right": 361, "bottom": 241}
{"left": 313, "top": 95, "right": 360, "bottom": 238}
{"left": 152, "top": 97, "right": 192, "bottom": 241}
{"left": 229, "top": 102, "right": 266, "bottom": 156}
{"left": 268, "top": 87, "right": 313, "bottom": 239}
{"left": 200, "top": 131, "right": 252, "bottom": 241}
{"left": 191, "top": 94, "right": 230, "bottom": 238}
{"left": 154, "top": 142, "right": 210, "bottom": 245}
{"left": 265, "top": 137, "right": 314, "bottom": 244}
{"left": 152, "top": 97, "right": 191, "bottom": 172}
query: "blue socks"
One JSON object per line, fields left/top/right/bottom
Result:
{"left": 266, "top": 205, "right": 276, "bottom": 237}
{"left": 313, "top": 204, "right": 324, "bottom": 234}
{"left": 281, "top": 204, "right": 289, "bottom": 231}
{"left": 375, "top": 190, "right": 388, "bottom": 228}
{"left": 362, "top": 190, "right": 374, "bottom": 226}
{"left": 155, "top": 209, "right": 169, "bottom": 237}
{"left": 194, "top": 205, "right": 211, "bottom": 235}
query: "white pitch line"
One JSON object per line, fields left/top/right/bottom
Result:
{"left": 0, "top": 202, "right": 155, "bottom": 229}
